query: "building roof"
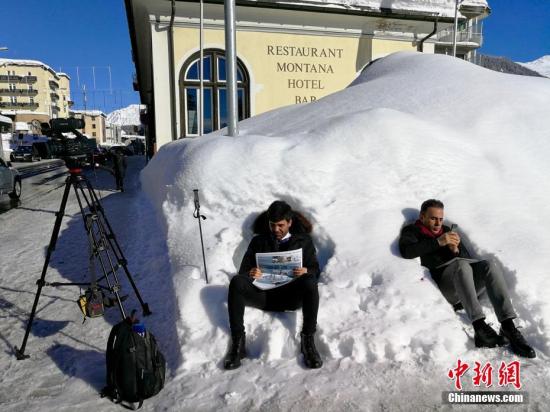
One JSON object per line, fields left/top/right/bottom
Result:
{"left": 248, "top": 0, "right": 489, "bottom": 18}
{"left": 0, "top": 58, "right": 70, "bottom": 79}
{"left": 71, "top": 109, "right": 107, "bottom": 117}
{"left": 172, "top": 0, "right": 489, "bottom": 19}
{"left": 0, "top": 114, "right": 12, "bottom": 124}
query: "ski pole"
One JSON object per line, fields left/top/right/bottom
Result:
{"left": 193, "top": 189, "right": 209, "bottom": 284}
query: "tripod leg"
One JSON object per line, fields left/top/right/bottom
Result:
{"left": 73, "top": 181, "right": 127, "bottom": 320}
{"left": 16, "top": 177, "right": 73, "bottom": 360}
{"left": 84, "top": 177, "right": 151, "bottom": 316}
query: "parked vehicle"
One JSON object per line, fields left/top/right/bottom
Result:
{"left": 0, "top": 158, "right": 21, "bottom": 199}
{"left": 92, "top": 147, "right": 108, "bottom": 165}
{"left": 10, "top": 145, "right": 41, "bottom": 162}
{"left": 33, "top": 141, "right": 55, "bottom": 159}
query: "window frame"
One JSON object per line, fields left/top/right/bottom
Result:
{"left": 179, "top": 49, "right": 250, "bottom": 137}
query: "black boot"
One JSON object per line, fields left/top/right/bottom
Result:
{"left": 474, "top": 321, "right": 507, "bottom": 348}
{"left": 500, "top": 327, "right": 536, "bottom": 358}
{"left": 300, "top": 332, "right": 323, "bottom": 369}
{"left": 224, "top": 334, "right": 246, "bottom": 370}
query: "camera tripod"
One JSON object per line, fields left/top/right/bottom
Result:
{"left": 15, "top": 166, "right": 151, "bottom": 360}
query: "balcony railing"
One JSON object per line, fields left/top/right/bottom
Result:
{"left": 0, "top": 75, "right": 38, "bottom": 83}
{"left": 0, "top": 74, "right": 22, "bottom": 82}
{"left": 0, "top": 102, "right": 39, "bottom": 108}
{"left": 0, "top": 88, "right": 38, "bottom": 95}
{"left": 437, "top": 28, "right": 483, "bottom": 47}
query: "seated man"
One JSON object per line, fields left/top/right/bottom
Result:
{"left": 224, "top": 200, "right": 323, "bottom": 370}
{"left": 399, "top": 199, "right": 535, "bottom": 358}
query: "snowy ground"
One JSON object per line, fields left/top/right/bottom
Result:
{"left": 1, "top": 52, "right": 550, "bottom": 411}
{"left": 0, "top": 157, "right": 173, "bottom": 411}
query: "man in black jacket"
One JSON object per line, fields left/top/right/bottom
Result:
{"left": 224, "top": 200, "right": 323, "bottom": 370}
{"left": 110, "top": 149, "right": 127, "bottom": 192}
{"left": 399, "top": 199, "right": 535, "bottom": 358}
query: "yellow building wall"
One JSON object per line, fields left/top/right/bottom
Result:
{"left": 371, "top": 39, "right": 418, "bottom": 60}
{"left": 174, "top": 27, "right": 376, "bottom": 116}
{"left": 58, "top": 76, "right": 71, "bottom": 117}
{"left": 36, "top": 67, "right": 53, "bottom": 116}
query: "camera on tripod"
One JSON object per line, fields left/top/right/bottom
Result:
{"left": 41, "top": 117, "right": 92, "bottom": 169}
{"left": 15, "top": 126, "right": 151, "bottom": 360}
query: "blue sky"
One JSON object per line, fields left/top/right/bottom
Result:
{"left": 480, "top": 0, "right": 550, "bottom": 62}
{"left": 1, "top": 0, "right": 139, "bottom": 114}
{"left": 1, "top": 0, "right": 548, "bottom": 114}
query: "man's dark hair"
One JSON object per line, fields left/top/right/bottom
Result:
{"left": 267, "top": 200, "right": 293, "bottom": 222}
{"left": 420, "top": 199, "right": 444, "bottom": 213}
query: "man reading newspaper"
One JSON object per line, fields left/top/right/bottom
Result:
{"left": 225, "top": 200, "right": 322, "bottom": 370}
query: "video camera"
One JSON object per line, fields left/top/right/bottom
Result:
{"left": 42, "top": 118, "right": 92, "bottom": 169}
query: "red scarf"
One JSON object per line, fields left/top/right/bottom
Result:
{"left": 415, "top": 219, "right": 443, "bottom": 238}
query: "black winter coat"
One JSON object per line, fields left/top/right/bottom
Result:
{"left": 399, "top": 223, "right": 471, "bottom": 284}
{"left": 238, "top": 233, "right": 321, "bottom": 279}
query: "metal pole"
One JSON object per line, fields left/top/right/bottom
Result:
{"left": 108, "top": 65, "right": 112, "bottom": 95}
{"left": 199, "top": 0, "right": 204, "bottom": 136}
{"left": 224, "top": 0, "right": 238, "bottom": 136}
{"left": 452, "top": 0, "right": 459, "bottom": 57}
{"left": 193, "top": 189, "right": 209, "bottom": 284}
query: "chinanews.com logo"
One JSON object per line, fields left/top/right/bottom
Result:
{"left": 442, "top": 359, "right": 528, "bottom": 404}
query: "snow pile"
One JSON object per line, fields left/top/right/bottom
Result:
{"left": 250, "top": 0, "right": 488, "bottom": 17}
{"left": 519, "top": 55, "right": 550, "bottom": 78}
{"left": 107, "top": 104, "right": 143, "bottom": 126}
{"left": 141, "top": 52, "right": 550, "bottom": 409}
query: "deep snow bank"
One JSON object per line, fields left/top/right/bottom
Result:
{"left": 142, "top": 52, "right": 550, "bottom": 409}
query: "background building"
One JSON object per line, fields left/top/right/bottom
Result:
{"left": 70, "top": 110, "right": 107, "bottom": 143}
{"left": 125, "top": 0, "right": 490, "bottom": 153}
{"left": 105, "top": 122, "right": 123, "bottom": 144}
{"left": 0, "top": 59, "right": 73, "bottom": 132}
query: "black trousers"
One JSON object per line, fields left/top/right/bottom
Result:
{"left": 228, "top": 274, "right": 319, "bottom": 336}
{"left": 114, "top": 171, "right": 124, "bottom": 190}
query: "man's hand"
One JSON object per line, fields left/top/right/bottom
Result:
{"left": 437, "top": 232, "right": 460, "bottom": 254}
{"left": 249, "top": 267, "right": 262, "bottom": 279}
{"left": 293, "top": 267, "right": 308, "bottom": 277}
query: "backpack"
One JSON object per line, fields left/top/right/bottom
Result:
{"left": 102, "top": 318, "right": 166, "bottom": 409}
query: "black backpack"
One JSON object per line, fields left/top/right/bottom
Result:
{"left": 102, "top": 318, "right": 166, "bottom": 409}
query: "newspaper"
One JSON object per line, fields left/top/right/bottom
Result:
{"left": 253, "top": 248, "right": 303, "bottom": 290}
{"left": 436, "top": 257, "right": 482, "bottom": 269}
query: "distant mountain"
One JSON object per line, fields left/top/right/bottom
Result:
{"left": 518, "top": 55, "right": 550, "bottom": 78}
{"left": 476, "top": 55, "right": 544, "bottom": 77}
{"left": 107, "top": 104, "right": 143, "bottom": 126}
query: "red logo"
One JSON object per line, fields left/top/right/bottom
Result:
{"left": 448, "top": 360, "right": 521, "bottom": 390}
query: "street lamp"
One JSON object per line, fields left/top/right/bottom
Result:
{"left": 0, "top": 47, "right": 8, "bottom": 51}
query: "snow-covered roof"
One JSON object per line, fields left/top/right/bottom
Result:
{"left": 0, "top": 109, "right": 49, "bottom": 116}
{"left": 248, "top": 0, "right": 489, "bottom": 18}
{"left": 0, "top": 58, "right": 68, "bottom": 78}
{"left": 71, "top": 109, "right": 106, "bottom": 117}
{"left": 0, "top": 114, "right": 12, "bottom": 124}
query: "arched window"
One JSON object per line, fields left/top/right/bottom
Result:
{"left": 179, "top": 49, "right": 250, "bottom": 137}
